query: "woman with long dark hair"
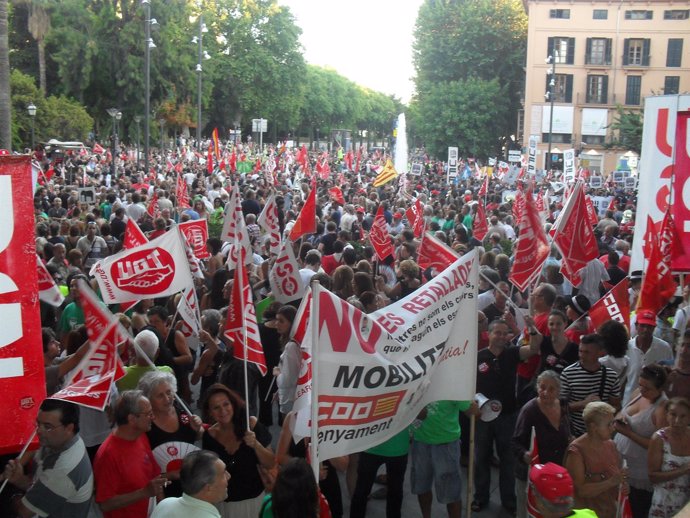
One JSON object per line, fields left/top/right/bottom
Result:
{"left": 273, "top": 305, "right": 299, "bottom": 420}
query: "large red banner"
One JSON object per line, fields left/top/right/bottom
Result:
{"left": 672, "top": 111, "right": 690, "bottom": 271}
{"left": 0, "top": 157, "right": 46, "bottom": 454}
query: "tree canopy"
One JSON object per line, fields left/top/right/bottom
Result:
{"left": 3, "top": 0, "right": 403, "bottom": 149}
{"left": 410, "top": 0, "right": 527, "bottom": 159}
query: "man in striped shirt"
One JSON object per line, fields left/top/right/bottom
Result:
{"left": 2, "top": 399, "right": 94, "bottom": 517}
{"left": 560, "top": 334, "right": 621, "bottom": 437}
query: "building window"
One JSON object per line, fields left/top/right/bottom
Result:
{"left": 625, "top": 76, "right": 642, "bottom": 105}
{"left": 664, "top": 10, "right": 689, "bottom": 20}
{"left": 593, "top": 9, "right": 608, "bottom": 19}
{"left": 667, "top": 39, "right": 683, "bottom": 67}
{"left": 582, "top": 135, "right": 606, "bottom": 145}
{"left": 664, "top": 76, "right": 680, "bottom": 95}
{"left": 585, "top": 38, "right": 612, "bottom": 65}
{"left": 550, "top": 9, "right": 570, "bottom": 19}
{"left": 586, "top": 75, "right": 608, "bottom": 104}
{"left": 547, "top": 37, "right": 575, "bottom": 65}
{"left": 545, "top": 74, "right": 573, "bottom": 103}
{"left": 625, "top": 10, "right": 653, "bottom": 20}
{"left": 623, "top": 39, "right": 650, "bottom": 66}
{"left": 541, "top": 133, "right": 572, "bottom": 144}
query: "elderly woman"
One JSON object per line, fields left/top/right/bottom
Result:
{"left": 648, "top": 397, "right": 690, "bottom": 518}
{"left": 202, "top": 383, "right": 274, "bottom": 518}
{"left": 564, "top": 402, "right": 627, "bottom": 518}
{"left": 512, "top": 370, "right": 572, "bottom": 518}
{"left": 613, "top": 364, "right": 668, "bottom": 518}
{"left": 137, "top": 371, "right": 203, "bottom": 498}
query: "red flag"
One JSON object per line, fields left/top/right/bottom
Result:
{"left": 344, "top": 150, "right": 353, "bottom": 171}
{"left": 616, "top": 487, "right": 634, "bottom": 518}
{"left": 123, "top": 218, "right": 149, "bottom": 249}
{"left": 179, "top": 219, "right": 210, "bottom": 259}
{"left": 672, "top": 111, "right": 690, "bottom": 271}
{"left": 207, "top": 144, "right": 214, "bottom": 174}
{"left": 478, "top": 175, "right": 489, "bottom": 197}
{"left": 229, "top": 149, "right": 237, "bottom": 173}
{"left": 254, "top": 157, "right": 262, "bottom": 173}
{"left": 405, "top": 199, "right": 426, "bottom": 238}
{"left": 147, "top": 191, "right": 160, "bottom": 219}
{"left": 589, "top": 278, "right": 630, "bottom": 330}
{"left": 92, "top": 142, "right": 105, "bottom": 154}
{"left": 512, "top": 187, "right": 525, "bottom": 222}
{"left": 417, "top": 232, "right": 460, "bottom": 272}
{"left": 473, "top": 200, "right": 489, "bottom": 242}
{"left": 258, "top": 195, "right": 281, "bottom": 256}
{"left": 49, "top": 281, "right": 128, "bottom": 410}
{"left": 585, "top": 195, "right": 599, "bottom": 226}
{"left": 328, "top": 186, "right": 344, "bottom": 205}
{"left": 296, "top": 145, "right": 308, "bottom": 168}
{"left": 289, "top": 187, "right": 317, "bottom": 241}
{"left": 225, "top": 258, "right": 267, "bottom": 375}
{"left": 176, "top": 174, "right": 190, "bottom": 209}
{"left": 552, "top": 182, "right": 599, "bottom": 286}
{"left": 212, "top": 128, "right": 221, "bottom": 160}
{"left": 607, "top": 197, "right": 617, "bottom": 212}
{"left": 638, "top": 210, "right": 677, "bottom": 314}
{"left": 535, "top": 190, "right": 545, "bottom": 213}
{"left": 36, "top": 255, "right": 64, "bottom": 307}
{"left": 355, "top": 148, "right": 362, "bottom": 173}
{"left": 642, "top": 216, "right": 657, "bottom": 260}
{"left": 370, "top": 205, "right": 394, "bottom": 261}
{"left": 509, "top": 190, "right": 550, "bottom": 291}
{"left": 316, "top": 156, "right": 330, "bottom": 179}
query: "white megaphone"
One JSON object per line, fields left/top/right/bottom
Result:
{"left": 474, "top": 393, "right": 502, "bottom": 422}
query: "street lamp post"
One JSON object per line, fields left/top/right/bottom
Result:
{"left": 27, "top": 103, "right": 36, "bottom": 151}
{"left": 159, "top": 118, "right": 165, "bottom": 153}
{"left": 193, "top": 16, "right": 209, "bottom": 149}
{"left": 545, "top": 51, "right": 558, "bottom": 172}
{"left": 107, "top": 108, "right": 121, "bottom": 178}
{"left": 142, "top": 0, "right": 158, "bottom": 176}
{"left": 134, "top": 115, "right": 141, "bottom": 167}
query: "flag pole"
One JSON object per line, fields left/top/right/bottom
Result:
{"left": 242, "top": 322, "right": 251, "bottom": 432}
{"left": 309, "top": 281, "right": 321, "bottom": 483}
{"left": 0, "top": 429, "right": 37, "bottom": 495}
{"left": 466, "top": 414, "right": 476, "bottom": 517}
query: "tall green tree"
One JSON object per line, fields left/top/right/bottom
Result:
{"left": 412, "top": 0, "right": 527, "bottom": 158}
{"left": 607, "top": 106, "right": 643, "bottom": 154}
{"left": 0, "top": 0, "right": 11, "bottom": 150}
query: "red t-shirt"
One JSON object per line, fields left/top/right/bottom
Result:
{"left": 94, "top": 433, "right": 160, "bottom": 518}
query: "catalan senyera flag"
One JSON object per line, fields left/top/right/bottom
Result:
{"left": 372, "top": 159, "right": 398, "bottom": 187}
{"left": 212, "top": 128, "right": 221, "bottom": 160}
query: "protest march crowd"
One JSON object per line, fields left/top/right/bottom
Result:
{"left": 1, "top": 135, "right": 689, "bottom": 518}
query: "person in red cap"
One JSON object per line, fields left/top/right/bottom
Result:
{"left": 529, "top": 463, "right": 597, "bottom": 518}
{"left": 389, "top": 211, "right": 404, "bottom": 234}
{"left": 623, "top": 309, "right": 673, "bottom": 405}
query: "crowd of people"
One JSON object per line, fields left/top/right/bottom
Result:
{"left": 1, "top": 138, "right": 689, "bottom": 518}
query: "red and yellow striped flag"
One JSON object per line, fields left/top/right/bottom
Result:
{"left": 212, "top": 128, "right": 221, "bottom": 160}
{"left": 372, "top": 159, "right": 398, "bottom": 187}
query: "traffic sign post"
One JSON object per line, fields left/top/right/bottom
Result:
{"left": 252, "top": 118, "right": 267, "bottom": 152}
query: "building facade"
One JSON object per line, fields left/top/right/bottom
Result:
{"left": 521, "top": 0, "right": 689, "bottom": 175}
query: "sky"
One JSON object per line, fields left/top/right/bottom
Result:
{"left": 278, "top": 0, "right": 425, "bottom": 103}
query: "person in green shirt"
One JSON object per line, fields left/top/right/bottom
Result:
{"left": 410, "top": 400, "right": 478, "bottom": 518}
{"left": 350, "top": 428, "right": 410, "bottom": 518}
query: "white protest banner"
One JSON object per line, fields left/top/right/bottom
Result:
{"left": 257, "top": 195, "right": 281, "bottom": 257}
{"left": 269, "top": 239, "right": 305, "bottom": 303}
{"left": 527, "top": 136, "right": 537, "bottom": 176}
{"left": 563, "top": 149, "right": 576, "bottom": 183}
{"left": 90, "top": 228, "right": 193, "bottom": 304}
{"left": 296, "top": 250, "right": 478, "bottom": 460}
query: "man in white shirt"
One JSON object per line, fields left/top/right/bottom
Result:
{"left": 623, "top": 309, "right": 674, "bottom": 404}
{"left": 150, "top": 450, "right": 229, "bottom": 518}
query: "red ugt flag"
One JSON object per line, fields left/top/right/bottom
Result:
{"left": 225, "top": 258, "right": 267, "bottom": 375}
{"left": 473, "top": 200, "right": 489, "bottom": 242}
{"left": 417, "top": 232, "right": 460, "bottom": 273}
{"left": 509, "top": 190, "right": 549, "bottom": 292}
{"left": 370, "top": 205, "right": 394, "bottom": 261}
{"left": 405, "top": 199, "right": 426, "bottom": 238}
